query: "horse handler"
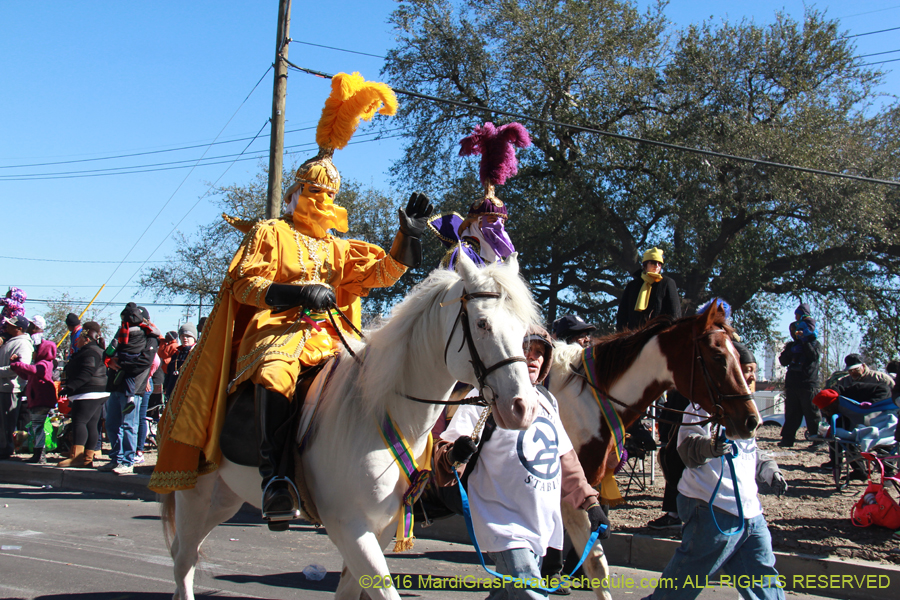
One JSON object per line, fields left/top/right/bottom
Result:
{"left": 433, "top": 326, "right": 610, "bottom": 599}
{"left": 149, "top": 73, "right": 433, "bottom": 527}
{"left": 641, "top": 343, "right": 788, "bottom": 600}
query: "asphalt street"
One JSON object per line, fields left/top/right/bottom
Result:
{"left": 0, "top": 483, "right": 831, "bottom": 600}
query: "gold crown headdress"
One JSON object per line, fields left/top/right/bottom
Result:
{"left": 294, "top": 72, "right": 398, "bottom": 195}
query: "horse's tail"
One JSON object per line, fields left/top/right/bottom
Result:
{"left": 160, "top": 492, "right": 177, "bottom": 553}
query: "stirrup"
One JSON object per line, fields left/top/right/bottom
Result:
{"left": 261, "top": 476, "right": 301, "bottom": 522}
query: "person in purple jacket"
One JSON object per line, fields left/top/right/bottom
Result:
{"left": 10, "top": 339, "right": 59, "bottom": 464}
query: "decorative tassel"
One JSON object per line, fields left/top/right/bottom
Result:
{"left": 459, "top": 122, "right": 531, "bottom": 189}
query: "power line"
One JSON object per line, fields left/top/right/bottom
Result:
{"left": 858, "top": 48, "right": 900, "bottom": 58}
{"left": 288, "top": 62, "right": 900, "bottom": 189}
{"left": 0, "top": 133, "right": 402, "bottom": 181}
{"left": 96, "top": 65, "right": 273, "bottom": 313}
{"left": 859, "top": 57, "right": 900, "bottom": 66}
{"left": 27, "top": 297, "right": 197, "bottom": 307}
{"left": 291, "top": 39, "right": 385, "bottom": 59}
{"left": 0, "top": 255, "right": 165, "bottom": 264}
{"left": 0, "top": 125, "right": 315, "bottom": 170}
{"left": 847, "top": 25, "right": 900, "bottom": 38}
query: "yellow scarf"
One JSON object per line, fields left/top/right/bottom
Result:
{"left": 634, "top": 272, "right": 663, "bottom": 312}
{"left": 292, "top": 190, "right": 349, "bottom": 238}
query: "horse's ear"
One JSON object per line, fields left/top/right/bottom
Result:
{"left": 504, "top": 252, "right": 519, "bottom": 274}
{"left": 455, "top": 245, "right": 479, "bottom": 283}
{"left": 701, "top": 298, "right": 720, "bottom": 331}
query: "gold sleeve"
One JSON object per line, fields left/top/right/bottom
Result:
{"left": 227, "top": 222, "right": 279, "bottom": 308}
{"left": 335, "top": 239, "right": 408, "bottom": 297}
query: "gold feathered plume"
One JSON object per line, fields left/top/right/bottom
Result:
{"left": 316, "top": 72, "right": 398, "bottom": 150}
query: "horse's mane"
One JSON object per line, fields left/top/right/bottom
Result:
{"left": 347, "top": 260, "right": 539, "bottom": 420}
{"left": 552, "top": 309, "right": 731, "bottom": 391}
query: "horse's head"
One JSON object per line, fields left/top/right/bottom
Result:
{"left": 446, "top": 252, "right": 539, "bottom": 430}
{"left": 667, "top": 300, "right": 761, "bottom": 439}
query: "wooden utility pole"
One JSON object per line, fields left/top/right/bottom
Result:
{"left": 266, "top": 0, "right": 292, "bottom": 219}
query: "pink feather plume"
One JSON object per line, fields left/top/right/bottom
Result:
{"left": 459, "top": 122, "right": 531, "bottom": 186}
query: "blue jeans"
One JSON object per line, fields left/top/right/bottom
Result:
{"left": 105, "top": 391, "right": 139, "bottom": 466}
{"left": 136, "top": 390, "right": 151, "bottom": 451}
{"left": 487, "top": 548, "right": 548, "bottom": 600}
{"left": 648, "top": 494, "right": 784, "bottom": 600}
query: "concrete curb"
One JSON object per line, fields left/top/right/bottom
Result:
{"left": 3, "top": 461, "right": 899, "bottom": 600}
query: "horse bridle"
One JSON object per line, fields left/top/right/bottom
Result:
{"left": 572, "top": 329, "right": 751, "bottom": 428}
{"left": 403, "top": 289, "right": 526, "bottom": 407}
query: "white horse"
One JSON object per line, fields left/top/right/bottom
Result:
{"left": 548, "top": 306, "right": 760, "bottom": 600}
{"left": 161, "top": 252, "right": 542, "bottom": 600}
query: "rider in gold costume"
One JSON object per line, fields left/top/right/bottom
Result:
{"left": 150, "top": 73, "right": 433, "bottom": 527}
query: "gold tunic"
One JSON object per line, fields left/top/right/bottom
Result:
{"left": 149, "top": 211, "right": 406, "bottom": 493}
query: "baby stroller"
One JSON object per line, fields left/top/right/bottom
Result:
{"left": 819, "top": 395, "right": 898, "bottom": 490}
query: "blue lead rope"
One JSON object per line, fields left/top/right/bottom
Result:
{"left": 454, "top": 469, "right": 604, "bottom": 593}
{"left": 708, "top": 438, "right": 744, "bottom": 536}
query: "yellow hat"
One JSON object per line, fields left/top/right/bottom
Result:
{"left": 642, "top": 247, "right": 664, "bottom": 264}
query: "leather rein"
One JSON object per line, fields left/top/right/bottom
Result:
{"left": 573, "top": 328, "right": 752, "bottom": 428}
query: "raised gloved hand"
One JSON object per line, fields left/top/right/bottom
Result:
{"left": 265, "top": 283, "right": 335, "bottom": 312}
{"left": 449, "top": 435, "right": 478, "bottom": 466}
{"left": 398, "top": 192, "right": 434, "bottom": 238}
{"left": 772, "top": 471, "right": 789, "bottom": 497}
{"left": 390, "top": 193, "right": 434, "bottom": 268}
{"left": 587, "top": 503, "right": 611, "bottom": 539}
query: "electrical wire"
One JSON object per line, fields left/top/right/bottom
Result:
{"left": 95, "top": 65, "right": 273, "bottom": 313}
{"left": 0, "top": 255, "right": 165, "bottom": 264}
{"left": 291, "top": 39, "right": 385, "bottom": 59}
{"left": 859, "top": 57, "right": 900, "bottom": 66}
{"left": 846, "top": 25, "right": 900, "bottom": 37}
{"left": 0, "top": 125, "right": 315, "bottom": 170}
{"left": 287, "top": 62, "right": 900, "bottom": 189}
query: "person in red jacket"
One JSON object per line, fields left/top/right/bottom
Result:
{"left": 10, "top": 339, "right": 58, "bottom": 464}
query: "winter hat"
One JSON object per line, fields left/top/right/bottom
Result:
{"left": 138, "top": 306, "right": 151, "bottom": 321}
{"left": 165, "top": 331, "right": 178, "bottom": 343}
{"left": 178, "top": 323, "right": 198, "bottom": 340}
{"left": 813, "top": 388, "right": 839, "bottom": 410}
{"left": 65, "top": 312, "right": 81, "bottom": 328}
{"left": 120, "top": 302, "right": 143, "bottom": 326}
{"left": 642, "top": 247, "right": 664, "bottom": 264}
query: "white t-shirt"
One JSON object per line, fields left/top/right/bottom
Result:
{"left": 676, "top": 407, "right": 762, "bottom": 519}
{"left": 441, "top": 387, "right": 574, "bottom": 555}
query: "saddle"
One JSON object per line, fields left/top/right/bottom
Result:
{"left": 219, "top": 362, "right": 328, "bottom": 524}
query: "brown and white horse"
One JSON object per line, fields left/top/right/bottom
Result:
{"left": 548, "top": 301, "right": 759, "bottom": 600}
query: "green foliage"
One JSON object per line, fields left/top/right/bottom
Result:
{"left": 383, "top": 0, "right": 900, "bottom": 345}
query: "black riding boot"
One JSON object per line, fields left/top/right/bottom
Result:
{"left": 255, "top": 385, "right": 299, "bottom": 530}
{"left": 28, "top": 447, "right": 46, "bottom": 464}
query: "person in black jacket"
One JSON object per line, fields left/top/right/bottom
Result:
{"left": 98, "top": 305, "right": 160, "bottom": 474}
{"left": 616, "top": 247, "right": 681, "bottom": 332}
{"left": 59, "top": 322, "right": 108, "bottom": 468}
{"left": 777, "top": 304, "right": 822, "bottom": 447}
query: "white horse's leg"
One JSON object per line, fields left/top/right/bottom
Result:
{"left": 171, "top": 473, "right": 244, "bottom": 600}
{"left": 561, "top": 502, "right": 612, "bottom": 600}
{"left": 329, "top": 521, "right": 400, "bottom": 600}
{"left": 334, "top": 526, "right": 395, "bottom": 600}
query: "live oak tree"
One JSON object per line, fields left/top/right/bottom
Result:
{"left": 382, "top": 0, "right": 900, "bottom": 353}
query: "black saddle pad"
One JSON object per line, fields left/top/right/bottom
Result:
{"left": 220, "top": 382, "right": 258, "bottom": 466}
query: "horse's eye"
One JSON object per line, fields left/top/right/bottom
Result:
{"left": 714, "top": 353, "right": 727, "bottom": 366}
{"left": 477, "top": 318, "right": 491, "bottom": 331}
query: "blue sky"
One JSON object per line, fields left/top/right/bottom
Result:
{"left": 2, "top": 1, "right": 897, "bottom": 337}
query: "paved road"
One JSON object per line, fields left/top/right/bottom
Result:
{"left": 1, "top": 483, "right": 830, "bottom": 600}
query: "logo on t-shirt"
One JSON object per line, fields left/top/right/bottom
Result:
{"left": 516, "top": 416, "right": 560, "bottom": 480}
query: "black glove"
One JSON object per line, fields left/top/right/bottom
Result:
{"left": 449, "top": 435, "right": 478, "bottom": 466}
{"left": 264, "top": 283, "right": 335, "bottom": 312}
{"left": 772, "top": 471, "right": 788, "bottom": 497}
{"left": 587, "top": 504, "right": 611, "bottom": 539}
{"left": 390, "top": 193, "right": 433, "bottom": 269}
{"left": 398, "top": 192, "right": 433, "bottom": 238}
